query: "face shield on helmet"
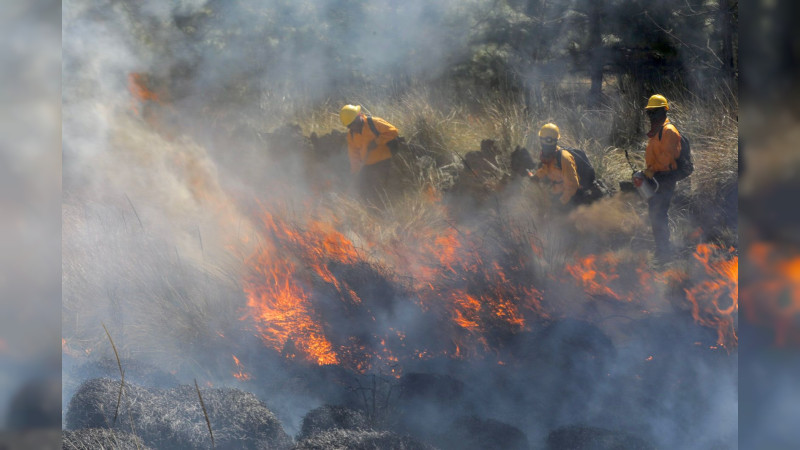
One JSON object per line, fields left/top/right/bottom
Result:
{"left": 541, "top": 143, "right": 558, "bottom": 161}
{"left": 538, "top": 123, "right": 560, "bottom": 159}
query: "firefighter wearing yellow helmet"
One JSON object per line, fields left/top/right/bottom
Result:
{"left": 339, "top": 104, "right": 400, "bottom": 204}
{"left": 531, "top": 123, "right": 581, "bottom": 207}
{"left": 643, "top": 94, "right": 682, "bottom": 263}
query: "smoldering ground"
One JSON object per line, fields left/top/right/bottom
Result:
{"left": 63, "top": 1, "right": 737, "bottom": 449}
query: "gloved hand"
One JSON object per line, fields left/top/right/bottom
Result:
{"left": 644, "top": 168, "right": 655, "bottom": 179}
{"left": 367, "top": 140, "right": 377, "bottom": 152}
{"left": 386, "top": 138, "right": 399, "bottom": 153}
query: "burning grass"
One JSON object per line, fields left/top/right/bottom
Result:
{"left": 685, "top": 244, "right": 739, "bottom": 349}
{"left": 241, "top": 192, "right": 559, "bottom": 373}
{"left": 61, "top": 92, "right": 739, "bottom": 392}
{"left": 62, "top": 75, "right": 738, "bottom": 449}
{"left": 238, "top": 185, "right": 739, "bottom": 381}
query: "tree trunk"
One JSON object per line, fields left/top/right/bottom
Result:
{"left": 587, "top": 0, "right": 603, "bottom": 106}
{"left": 718, "top": 0, "right": 737, "bottom": 84}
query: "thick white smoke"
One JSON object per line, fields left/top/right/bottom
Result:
{"left": 60, "top": 2, "right": 739, "bottom": 448}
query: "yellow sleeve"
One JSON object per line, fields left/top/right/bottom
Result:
{"left": 559, "top": 152, "right": 579, "bottom": 204}
{"left": 372, "top": 117, "right": 399, "bottom": 148}
{"left": 645, "top": 138, "right": 657, "bottom": 173}
{"left": 347, "top": 134, "right": 362, "bottom": 173}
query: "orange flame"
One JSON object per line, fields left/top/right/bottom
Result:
{"left": 240, "top": 198, "right": 740, "bottom": 375}
{"left": 566, "top": 253, "right": 627, "bottom": 301}
{"left": 243, "top": 249, "right": 339, "bottom": 366}
{"left": 128, "top": 72, "right": 161, "bottom": 119}
{"left": 562, "top": 245, "right": 737, "bottom": 350}
{"left": 243, "top": 212, "right": 339, "bottom": 366}
{"left": 564, "top": 252, "right": 649, "bottom": 302}
{"left": 742, "top": 242, "right": 800, "bottom": 346}
{"left": 128, "top": 73, "right": 160, "bottom": 102}
{"left": 305, "top": 220, "right": 363, "bottom": 304}
{"left": 241, "top": 203, "right": 550, "bottom": 371}
{"left": 684, "top": 244, "right": 738, "bottom": 350}
{"left": 232, "top": 355, "right": 251, "bottom": 381}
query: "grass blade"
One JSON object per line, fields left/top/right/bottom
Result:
{"left": 194, "top": 379, "right": 215, "bottom": 448}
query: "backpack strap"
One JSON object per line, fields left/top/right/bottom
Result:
{"left": 366, "top": 116, "right": 380, "bottom": 138}
{"left": 349, "top": 116, "right": 381, "bottom": 139}
{"left": 657, "top": 124, "right": 683, "bottom": 171}
{"left": 657, "top": 122, "right": 679, "bottom": 141}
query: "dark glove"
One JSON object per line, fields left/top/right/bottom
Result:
{"left": 386, "top": 138, "right": 399, "bottom": 154}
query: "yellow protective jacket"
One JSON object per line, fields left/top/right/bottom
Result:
{"left": 645, "top": 119, "right": 682, "bottom": 173}
{"left": 346, "top": 114, "right": 399, "bottom": 173}
{"left": 534, "top": 148, "right": 580, "bottom": 205}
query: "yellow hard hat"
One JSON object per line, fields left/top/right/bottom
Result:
{"left": 538, "top": 123, "right": 560, "bottom": 140}
{"left": 340, "top": 104, "right": 362, "bottom": 127}
{"left": 645, "top": 94, "right": 669, "bottom": 110}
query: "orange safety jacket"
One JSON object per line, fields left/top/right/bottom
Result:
{"left": 346, "top": 114, "right": 398, "bottom": 173}
{"left": 645, "top": 119, "right": 682, "bottom": 173}
{"left": 534, "top": 148, "right": 579, "bottom": 205}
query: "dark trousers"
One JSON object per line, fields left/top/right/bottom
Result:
{"left": 647, "top": 177, "right": 677, "bottom": 258}
{"left": 358, "top": 159, "right": 392, "bottom": 205}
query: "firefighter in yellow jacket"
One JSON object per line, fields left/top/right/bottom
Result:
{"left": 532, "top": 123, "right": 580, "bottom": 207}
{"left": 340, "top": 104, "right": 399, "bottom": 204}
{"left": 643, "top": 94, "right": 682, "bottom": 262}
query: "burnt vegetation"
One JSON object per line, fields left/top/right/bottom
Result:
{"left": 66, "top": 378, "right": 293, "bottom": 450}
{"left": 63, "top": 0, "right": 738, "bottom": 449}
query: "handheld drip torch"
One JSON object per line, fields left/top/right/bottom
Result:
{"left": 624, "top": 148, "right": 658, "bottom": 200}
